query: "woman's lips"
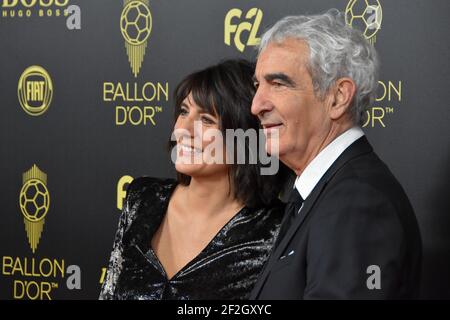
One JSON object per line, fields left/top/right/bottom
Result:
{"left": 179, "top": 144, "right": 202, "bottom": 156}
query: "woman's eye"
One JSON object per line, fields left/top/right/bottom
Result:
{"left": 179, "top": 108, "right": 188, "bottom": 116}
{"left": 201, "top": 116, "right": 215, "bottom": 125}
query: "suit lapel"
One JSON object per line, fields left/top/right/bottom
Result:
{"left": 251, "top": 136, "right": 373, "bottom": 299}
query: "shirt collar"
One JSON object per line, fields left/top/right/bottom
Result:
{"left": 294, "top": 126, "right": 364, "bottom": 199}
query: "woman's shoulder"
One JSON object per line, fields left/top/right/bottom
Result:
{"left": 120, "top": 177, "right": 177, "bottom": 247}
{"left": 245, "top": 199, "right": 286, "bottom": 227}
{"left": 222, "top": 200, "right": 285, "bottom": 247}
{"left": 125, "top": 176, "right": 177, "bottom": 207}
{"left": 127, "top": 176, "right": 177, "bottom": 193}
{"left": 256, "top": 198, "right": 285, "bottom": 213}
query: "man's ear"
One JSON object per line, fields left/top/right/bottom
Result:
{"left": 328, "top": 77, "right": 356, "bottom": 120}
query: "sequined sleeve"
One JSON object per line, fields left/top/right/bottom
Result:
{"left": 98, "top": 179, "right": 143, "bottom": 300}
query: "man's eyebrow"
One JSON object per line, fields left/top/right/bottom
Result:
{"left": 265, "top": 73, "right": 296, "bottom": 86}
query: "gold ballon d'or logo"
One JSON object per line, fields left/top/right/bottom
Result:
{"left": 19, "top": 165, "right": 50, "bottom": 253}
{"left": 120, "top": 0, "right": 152, "bottom": 77}
{"left": 18, "top": 66, "right": 53, "bottom": 116}
{"left": 345, "top": 0, "right": 383, "bottom": 45}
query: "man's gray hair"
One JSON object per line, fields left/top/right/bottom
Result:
{"left": 258, "top": 9, "right": 379, "bottom": 125}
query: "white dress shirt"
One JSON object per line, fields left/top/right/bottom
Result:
{"left": 294, "top": 126, "right": 365, "bottom": 201}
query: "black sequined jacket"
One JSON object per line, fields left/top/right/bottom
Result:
{"left": 99, "top": 177, "right": 283, "bottom": 300}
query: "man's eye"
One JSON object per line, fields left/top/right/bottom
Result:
{"left": 272, "top": 81, "right": 283, "bottom": 87}
{"left": 253, "top": 82, "right": 259, "bottom": 89}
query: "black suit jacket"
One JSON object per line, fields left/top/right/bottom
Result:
{"left": 251, "top": 136, "right": 422, "bottom": 299}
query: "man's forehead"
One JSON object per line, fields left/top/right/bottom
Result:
{"left": 255, "top": 39, "right": 309, "bottom": 78}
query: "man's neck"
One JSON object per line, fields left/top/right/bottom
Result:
{"left": 290, "top": 122, "right": 354, "bottom": 176}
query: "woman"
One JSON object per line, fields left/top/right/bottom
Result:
{"left": 99, "top": 59, "right": 286, "bottom": 300}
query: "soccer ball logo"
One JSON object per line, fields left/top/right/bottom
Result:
{"left": 19, "top": 179, "right": 50, "bottom": 222}
{"left": 345, "top": 0, "right": 382, "bottom": 43}
{"left": 120, "top": 1, "right": 152, "bottom": 46}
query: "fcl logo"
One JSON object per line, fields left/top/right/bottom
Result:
{"left": 120, "top": 0, "right": 152, "bottom": 77}
{"left": 19, "top": 165, "right": 50, "bottom": 253}
{"left": 224, "top": 8, "right": 262, "bottom": 52}
{"left": 18, "top": 66, "right": 53, "bottom": 116}
{"left": 345, "top": 0, "right": 383, "bottom": 44}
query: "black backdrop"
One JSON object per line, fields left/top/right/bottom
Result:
{"left": 1, "top": 0, "right": 449, "bottom": 299}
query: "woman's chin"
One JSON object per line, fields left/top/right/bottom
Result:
{"left": 175, "top": 162, "right": 203, "bottom": 176}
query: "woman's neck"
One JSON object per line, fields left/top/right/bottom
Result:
{"left": 180, "top": 173, "right": 242, "bottom": 219}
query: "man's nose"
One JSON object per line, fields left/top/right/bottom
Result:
{"left": 251, "top": 86, "right": 272, "bottom": 117}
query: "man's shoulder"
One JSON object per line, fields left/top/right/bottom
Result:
{"left": 333, "top": 150, "right": 409, "bottom": 202}
{"left": 313, "top": 149, "right": 416, "bottom": 227}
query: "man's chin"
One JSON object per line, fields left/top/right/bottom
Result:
{"left": 264, "top": 137, "right": 283, "bottom": 157}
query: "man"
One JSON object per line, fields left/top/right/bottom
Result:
{"left": 250, "top": 9, "right": 422, "bottom": 299}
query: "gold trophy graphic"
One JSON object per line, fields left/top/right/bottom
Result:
{"left": 121, "top": 0, "right": 152, "bottom": 77}
{"left": 19, "top": 165, "right": 50, "bottom": 253}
